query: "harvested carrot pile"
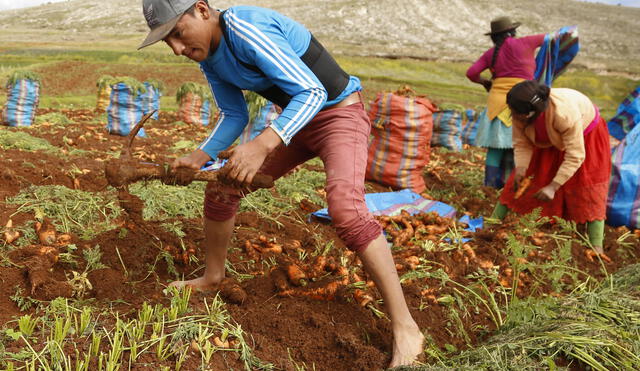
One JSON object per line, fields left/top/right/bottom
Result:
{"left": 376, "top": 210, "right": 471, "bottom": 247}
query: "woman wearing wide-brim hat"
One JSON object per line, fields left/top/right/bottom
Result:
{"left": 466, "top": 16, "right": 546, "bottom": 189}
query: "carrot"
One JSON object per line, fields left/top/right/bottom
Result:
{"left": 279, "top": 281, "right": 342, "bottom": 301}
{"left": 264, "top": 244, "right": 283, "bottom": 254}
{"left": 213, "top": 336, "right": 230, "bottom": 348}
{"left": 462, "top": 244, "right": 476, "bottom": 259}
{"left": 286, "top": 264, "right": 307, "bottom": 286}
{"left": 4, "top": 219, "right": 20, "bottom": 244}
{"left": 353, "top": 289, "right": 374, "bottom": 307}
{"left": 585, "top": 249, "right": 612, "bottom": 263}
{"left": 35, "top": 218, "right": 57, "bottom": 246}
{"left": 309, "top": 256, "right": 327, "bottom": 278}
{"left": 514, "top": 176, "right": 533, "bottom": 199}
{"left": 56, "top": 234, "right": 72, "bottom": 246}
{"left": 404, "top": 256, "right": 420, "bottom": 270}
{"left": 220, "top": 278, "right": 247, "bottom": 304}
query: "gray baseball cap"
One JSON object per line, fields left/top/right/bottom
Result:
{"left": 138, "top": 0, "right": 198, "bottom": 50}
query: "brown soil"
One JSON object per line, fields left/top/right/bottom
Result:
{"left": 1, "top": 109, "right": 639, "bottom": 370}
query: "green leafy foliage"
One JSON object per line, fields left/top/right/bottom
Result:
{"left": 6, "top": 186, "right": 122, "bottom": 240}
{"left": 176, "top": 82, "right": 212, "bottom": 104}
{"left": 6, "top": 70, "right": 41, "bottom": 86}
{"left": 0, "top": 131, "right": 60, "bottom": 153}
{"left": 34, "top": 112, "right": 73, "bottom": 126}
{"left": 128, "top": 180, "right": 205, "bottom": 220}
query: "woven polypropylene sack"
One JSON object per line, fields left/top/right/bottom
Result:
{"left": 239, "top": 102, "right": 280, "bottom": 144}
{"left": 177, "top": 92, "right": 212, "bottom": 126}
{"left": 1, "top": 79, "right": 40, "bottom": 127}
{"left": 366, "top": 92, "right": 435, "bottom": 193}
{"left": 106, "top": 83, "right": 146, "bottom": 137}
{"left": 432, "top": 110, "right": 463, "bottom": 151}
{"left": 96, "top": 85, "right": 112, "bottom": 112}
{"left": 140, "top": 82, "right": 161, "bottom": 120}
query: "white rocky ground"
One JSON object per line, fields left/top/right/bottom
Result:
{"left": 0, "top": 0, "right": 638, "bottom": 72}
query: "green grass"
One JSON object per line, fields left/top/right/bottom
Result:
{"left": 128, "top": 181, "right": 206, "bottom": 221}
{"left": 398, "top": 264, "right": 640, "bottom": 371}
{"left": 0, "top": 130, "right": 60, "bottom": 154}
{"left": 6, "top": 185, "right": 122, "bottom": 240}
{"left": 1, "top": 48, "right": 636, "bottom": 117}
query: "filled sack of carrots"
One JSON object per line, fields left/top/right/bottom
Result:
{"left": 240, "top": 91, "right": 280, "bottom": 143}
{"left": 462, "top": 106, "right": 484, "bottom": 146}
{"left": 96, "top": 75, "right": 114, "bottom": 112}
{"left": 431, "top": 103, "right": 464, "bottom": 151}
{"left": 140, "top": 80, "right": 164, "bottom": 120}
{"left": 1, "top": 71, "right": 41, "bottom": 127}
{"left": 176, "top": 82, "right": 214, "bottom": 127}
{"left": 366, "top": 87, "right": 436, "bottom": 193}
{"left": 106, "top": 77, "right": 146, "bottom": 137}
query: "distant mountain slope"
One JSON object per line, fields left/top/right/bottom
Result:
{"left": 1, "top": 0, "right": 638, "bottom": 72}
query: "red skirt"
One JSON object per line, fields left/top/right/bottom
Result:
{"left": 500, "top": 117, "right": 611, "bottom": 223}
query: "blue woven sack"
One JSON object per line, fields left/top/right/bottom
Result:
{"left": 106, "top": 83, "right": 146, "bottom": 137}
{"left": 141, "top": 82, "right": 161, "bottom": 120}
{"left": 240, "top": 102, "right": 279, "bottom": 143}
{"left": 462, "top": 108, "right": 480, "bottom": 146}
{"left": 608, "top": 86, "right": 640, "bottom": 142}
{"left": 431, "top": 110, "right": 463, "bottom": 151}
{"left": 1, "top": 79, "right": 40, "bottom": 127}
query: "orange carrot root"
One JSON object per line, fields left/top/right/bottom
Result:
{"left": 286, "top": 264, "right": 307, "bottom": 286}
{"left": 514, "top": 177, "right": 533, "bottom": 199}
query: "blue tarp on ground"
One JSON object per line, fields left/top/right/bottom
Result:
{"left": 311, "top": 189, "right": 483, "bottom": 233}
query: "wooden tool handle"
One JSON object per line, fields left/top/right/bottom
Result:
{"left": 192, "top": 171, "right": 274, "bottom": 189}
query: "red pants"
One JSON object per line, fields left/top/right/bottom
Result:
{"left": 500, "top": 117, "right": 611, "bottom": 223}
{"left": 204, "top": 102, "right": 382, "bottom": 253}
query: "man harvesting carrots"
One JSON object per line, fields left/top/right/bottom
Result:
{"left": 138, "top": 0, "right": 423, "bottom": 366}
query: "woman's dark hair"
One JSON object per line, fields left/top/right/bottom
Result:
{"left": 507, "top": 80, "right": 550, "bottom": 117}
{"left": 490, "top": 29, "right": 516, "bottom": 72}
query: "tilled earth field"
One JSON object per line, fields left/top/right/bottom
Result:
{"left": 1, "top": 109, "right": 638, "bottom": 370}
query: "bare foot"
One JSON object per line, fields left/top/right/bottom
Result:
{"left": 388, "top": 322, "right": 425, "bottom": 368}
{"left": 169, "top": 275, "right": 222, "bottom": 291}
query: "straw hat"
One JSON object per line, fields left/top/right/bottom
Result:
{"left": 485, "top": 16, "right": 521, "bottom": 35}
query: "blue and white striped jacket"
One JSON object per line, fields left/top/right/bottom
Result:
{"left": 198, "top": 6, "right": 361, "bottom": 160}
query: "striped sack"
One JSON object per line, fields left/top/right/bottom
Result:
{"left": 606, "top": 124, "right": 640, "bottom": 229}
{"left": 431, "top": 109, "right": 463, "bottom": 151}
{"left": 534, "top": 26, "right": 579, "bottom": 87}
{"left": 96, "top": 85, "right": 112, "bottom": 112}
{"left": 106, "top": 83, "right": 146, "bottom": 137}
{"left": 366, "top": 92, "right": 436, "bottom": 193}
{"left": 177, "top": 92, "right": 212, "bottom": 126}
{"left": 1, "top": 79, "right": 40, "bottom": 127}
{"left": 462, "top": 108, "right": 481, "bottom": 146}
{"left": 240, "top": 102, "right": 280, "bottom": 144}
{"left": 140, "top": 82, "right": 161, "bottom": 120}
{"left": 607, "top": 86, "right": 640, "bottom": 142}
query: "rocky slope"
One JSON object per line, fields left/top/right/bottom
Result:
{"left": 0, "top": 0, "right": 638, "bottom": 72}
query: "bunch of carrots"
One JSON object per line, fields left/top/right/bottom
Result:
{"left": 376, "top": 210, "right": 469, "bottom": 247}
